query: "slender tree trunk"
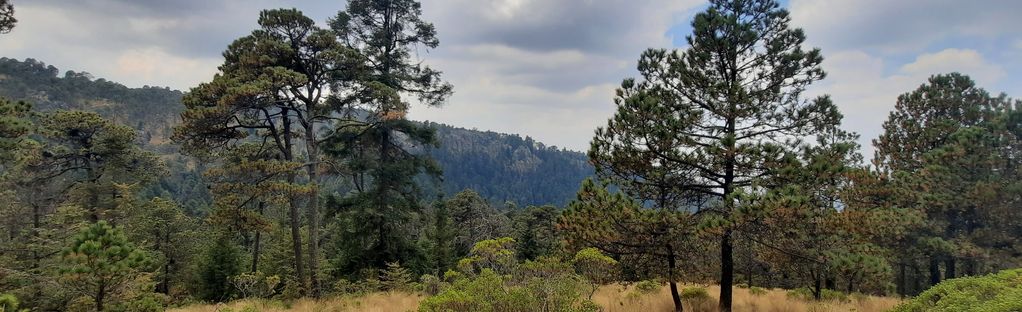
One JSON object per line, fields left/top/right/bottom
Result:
{"left": 252, "top": 202, "right": 264, "bottom": 273}
{"left": 945, "top": 257, "right": 956, "bottom": 279}
{"left": 929, "top": 257, "right": 941, "bottom": 286}
{"left": 305, "top": 121, "right": 321, "bottom": 297}
{"left": 719, "top": 115, "right": 736, "bottom": 312}
{"left": 159, "top": 231, "right": 171, "bottom": 294}
{"left": 282, "top": 109, "right": 306, "bottom": 292}
{"left": 720, "top": 230, "right": 734, "bottom": 310}
{"left": 912, "top": 265, "right": 922, "bottom": 295}
{"left": 96, "top": 282, "right": 106, "bottom": 312}
{"left": 897, "top": 262, "right": 906, "bottom": 297}
{"left": 813, "top": 276, "right": 822, "bottom": 300}
{"left": 667, "top": 244, "right": 683, "bottom": 312}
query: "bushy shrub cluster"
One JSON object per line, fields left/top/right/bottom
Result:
{"left": 418, "top": 238, "right": 604, "bottom": 312}
{"left": 893, "top": 269, "right": 1022, "bottom": 312}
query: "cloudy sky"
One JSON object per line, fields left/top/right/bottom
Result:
{"left": 2, "top": 0, "right": 1021, "bottom": 157}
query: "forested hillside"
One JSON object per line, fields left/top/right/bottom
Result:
{"left": 0, "top": 57, "right": 591, "bottom": 207}
{"left": 428, "top": 123, "right": 591, "bottom": 206}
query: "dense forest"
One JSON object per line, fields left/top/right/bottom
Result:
{"left": 1, "top": 0, "right": 1020, "bottom": 311}
{"left": 0, "top": 57, "right": 592, "bottom": 208}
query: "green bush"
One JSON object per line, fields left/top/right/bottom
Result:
{"left": 0, "top": 293, "right": 24, "bottom": 312}
{"left": 680, "top": 287, "right": 709, "bottom": 300}
{"left": 420, "top": 263, "right": 592, "bottom": 312}
{"left": 419, "top": 274, "right": 446, "bottom": 295}
{"left": 748, "top": 286, "right": 767, "bottom": 296}
{"left": 634, "top": 280, "right": 661, "bottom": 294}
{"left": 892, "top": 269, "right": 1022, "bottom": 312}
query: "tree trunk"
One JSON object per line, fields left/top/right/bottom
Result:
{"left": 252, "top": 202, "right": 264, "bottom": 273}
{"left": 282, "top": 109, "right": 306, "bottom": 292}
{"left": 813, "top": 277, "right": 822, "bottom": 300}
{"left": 929, "top": 257, "right": 941, "bottom": 286}
{"left": 719, "top": 230, "right": 734, "bottom": 311}
{"left": 305, "top": 123, "right": 321, "bottom": 297}
{"left": 897, "top": 262, "right": 906, "bottom": 297}
{"left": 912, "top": 265, "right": 922, "bottom": 295}
{"left": 945, "top": 257, "right": 956, "bottom": 279}
{"left": 667, "top": 244, "right": 683, "bottom": 312}
{"left": 96, "top": 282, "right": 106, "bottom": 312}
{"left": 159, "top": 231, "right": 172, "bottom": 294}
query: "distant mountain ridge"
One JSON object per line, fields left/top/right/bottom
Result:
{"left": 0, "top": 57, "right": 592, "bottom": 207}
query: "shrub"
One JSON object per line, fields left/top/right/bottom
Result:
{"left": 748, "top": 286, "right": 767, "bottom": 296}
{"left": 443, "top": 269, "right": 465, "bottom": 282}
{"left": 381, "top": 262, "right": 414, "bottom": 292}
{"left": 892, "top": 268, "right": 1022, "bottom": 312}
{"left": 572, "top": 248, "right": 618, "bottom": 299}
{"left": 421, "top": 258, "right": 592, "bottom": 312}
{"left": 420, "top": 274, "right": 446, "bottom": 295}
{"left": 230, "top": 272, "right": 280, "bottom": 299}
{"left": 680, "top": 287, "right": 709, "bottom": 300}
{"left": 634, "top": 280, "right": 661, "bottom": 294}
{"left": 0, "top": 293, "right": 25, "bottom": 312}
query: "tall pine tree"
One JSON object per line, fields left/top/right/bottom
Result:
{"left": 590, "top": 1, "right": 837, "bottom": 309}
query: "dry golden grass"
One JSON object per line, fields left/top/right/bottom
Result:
{"left": 169, "top": 292, "right": 424, "bottom": 312}
{"left": 170, "top": 284, "right": 900, "bottom": 312}
{"left": 592, "top": 284, "right": 902, "bottom": 312}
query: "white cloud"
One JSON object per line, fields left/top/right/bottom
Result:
{"left": 900, "top": 49, "right": 1005, "bottom": 86}
{"left": 811, "top": 48, "right": 1006, "bottom": 159}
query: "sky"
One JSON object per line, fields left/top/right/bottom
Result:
{"left": 2, "top": 0, "right": 1021, "bottom": 158}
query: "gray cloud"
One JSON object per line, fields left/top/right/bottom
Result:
{"left": 5, "top": 0, "right": 1017, "bottom": 153}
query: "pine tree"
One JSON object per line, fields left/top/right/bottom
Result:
{"left": 198, "top": 234, "right": 242, "bottom": 302}
{"left": 560, "top": 179, "right": 693, "bottom": 311}
{"left": 61, "top": 221, "right": 150, "bottom": 312}
{"left": 874, "top": 73, "right": 1015, "bottom": 286}
{"left": 324, "top": 0, "right": 452, "bottom": 276}
{"left": 0, "top": 0, "right": 14, "bottom": 34}
{"left": 589, "top": 0, "right": 837, "bottom": 309}
{"left": 173, "top": 9, "right": 347, "bottom": 295}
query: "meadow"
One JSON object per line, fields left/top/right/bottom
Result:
{"left": 170, "top": 284, "right": 901, "bottom": 312}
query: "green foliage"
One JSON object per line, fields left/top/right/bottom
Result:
{"left": 324, "top": 0, "right": 451, "bottom": 280}
{"left": 680, "top": 287, "right": 709, "bottom": 300}
{"left": 748, "top": 287, "right": 767, "bottom": 296}
{"left": 427, "top": 124, "right": 593, "bottom": 207}
{"left": 0, "top": 97, "right": 32, "bottom": 164}
{"left": 572, "top": 247, "right": 618, "bottom": 299}
{"left": 198, "top": 235, "right": 242, "bottom": 302}
{"left": 460, "top": 237, "right": 517, "bottom": 274}
{"left": 0, "top": 293, "right": 23, "bottom": 312}
{"left": 61, "top": 221, "right": 151, "bottom": 311}
{"left": 230, "top": 272, "right": 280, "bottom": 299}
{"left": 633, "top": 280, "right": 661, "bottom": 294}
{"left": 893, "top": 269, "right": 1022, "bottom": 312}
{"left": 512, "top": 205, "right": 562, "bottom": 260}
{"left": 381, "top": 262, "right": 415, "bottom": 292}
{"left": 419, "top": 274, "right": 446, "bottom": 296}
{"left": 420, "top": 266, "right": 588, "bottom": 312}
{"left": 589, "top": 1, "right": 837, "bottom": 309}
